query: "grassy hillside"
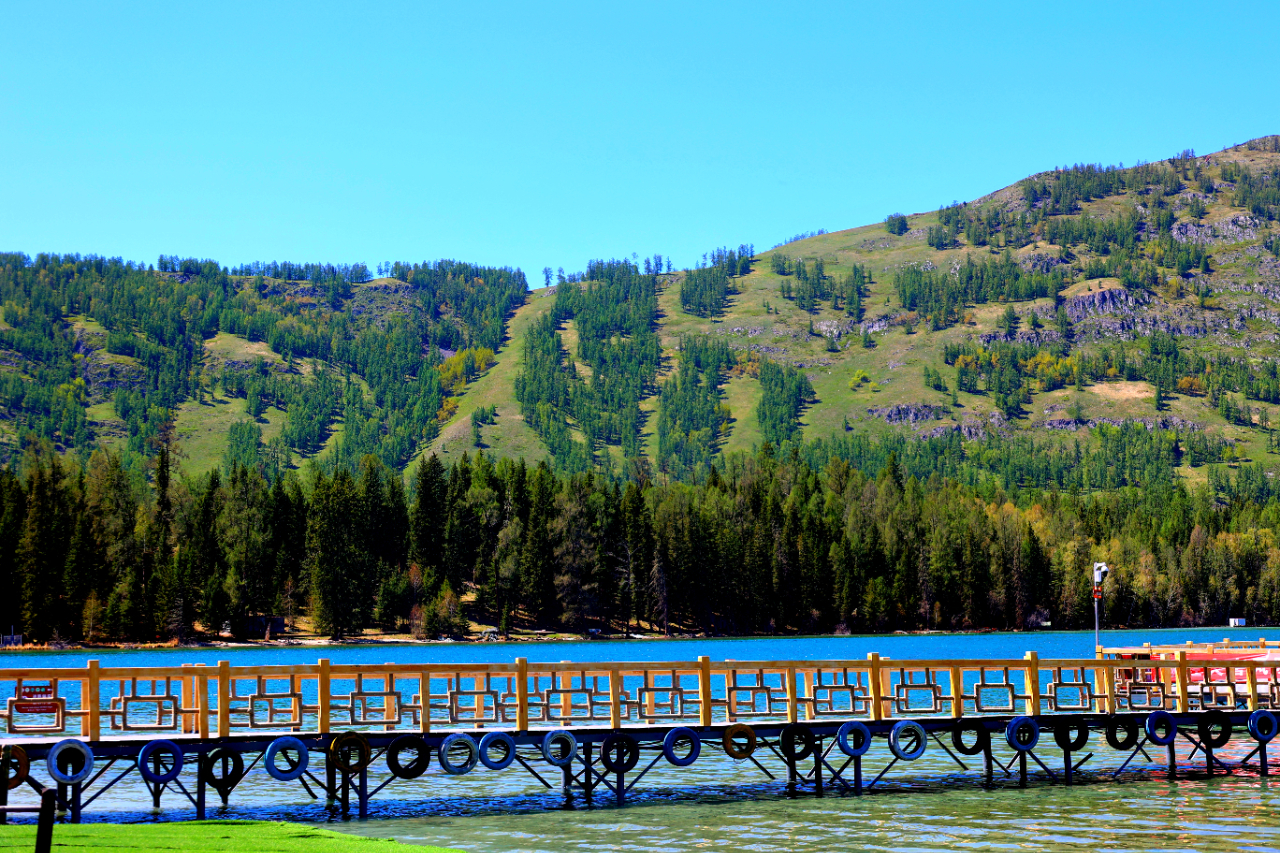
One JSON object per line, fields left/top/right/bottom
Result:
{"left": 5, "top": 137, "right": 1280, "bottom": 484}
{"left": 433, "top": 137, "right": 1280, "bottom": 483}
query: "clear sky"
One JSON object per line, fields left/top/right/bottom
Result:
{"left": 2, "top": 2, "right": 1278, "bottom": 281}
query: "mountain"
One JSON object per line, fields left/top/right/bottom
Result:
{"left": 4, "top": 136, "right": 1280, "bottom": 489}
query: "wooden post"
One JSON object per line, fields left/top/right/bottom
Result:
{"left": 698, "top": 656, "right": 712, "bottom": 727}
{"left": 516, "top": 658, "right": 529, "bottom": 733}
{"left": 609, "top": 665, "right": 622, "bottom": 730}
{"left": 384, "top": 670, "right": 396, "bottom": 730}
{"left": 950, "top": 666, "right": 964, "bottom": 719}
{"left": 85, "top": 660, "right": 100, "bottom": 742}
{"left": 1247, "top": 662, "right": 1260, "bottom": 712}
{"left": 1175, "top": 650, "right": 1190, "bottom": 713}
{"left": 217, "top": 660, "right": 231, "bottom": 738}
{"left": 181, "top": 664, "right": 192, "bottom": 734}
{"left": 868, "top": 654, "right": 883, "bottom": 721}
{"left": 800, "top": 671, "right": 813, "bottom": 721}
{"left": 559, "top": 663, "right": 572, "bottom": 719}
{"left": 419, "top": 671, "right": 431, "bottom": 734}
{"left": 1103, "top": 663, "right": 1117, "bottom": 715}
{"left": 1024, "top": 652, "right": 1040, "bottom": 717}
{"left": 785, "top": 667, "right": 798, "bottom": 724}
{"left": 197, "top": 665, "right": 210, "bottom": 739}
{"left": 318, "top": 658, "right": 331, "bottom": 735}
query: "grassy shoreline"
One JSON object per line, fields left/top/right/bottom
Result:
{"left": 0, "top": 820, "right": 463, "bottom": 852}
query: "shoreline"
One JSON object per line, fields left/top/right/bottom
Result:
{"left": 0, "top": 623, "right": 1263, "bottom": 653}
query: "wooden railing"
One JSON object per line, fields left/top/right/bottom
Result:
{"left": 1, "top": 652, "right": 1276, "bottom": 741}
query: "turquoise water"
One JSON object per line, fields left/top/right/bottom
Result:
{"left": 5, "top": 624, "right": 1272, "bottom": 669}
{"left": 4, "top": 626, "right": 1280, "bottom": 851}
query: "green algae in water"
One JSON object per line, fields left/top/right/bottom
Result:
{"left": 340, "top": 776, "right": 1280, "bottom": 852}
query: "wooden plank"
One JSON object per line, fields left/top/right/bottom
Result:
{"left": 318, "top": 659, "right": 331, "bottom": 735}
{"left": 181, "top": 664, "right": 192, "bottom": 734}
{"left": 609, "top": 666, "right": 622, "bottom": 730}
{"left": 949, "top": 665, "right": 963, "bottom": 719}
{"left": 86, "top": 661, "right": 100, "bottom": 742}
{"left": 1024, "top": 652, "right": 1040, "bottom": 717}
{"left": 785, "top": 667, "right": 798, "bottom": 724}
{"left": 1176, "top": 650, "right": 1190, "bottom": 712}
{"left": 419, "top": 671, "right": 431, "bottom": 735}
{"left": 197, "top": 665, "right": 210, "bottom": 739}
{"left": 1247, "top": 663, "right": 1260, "bottom": 712}
{"left": 516, "top": 658, "right": 528, "bottom": 733}
{"left": 799, "top": 670, "right": 812, "bottom": 722}
{"left": 217, "top": 661, "right": 230, "bottom": 738}
{"left": 868, "top": 654, "right": 883, "bottom": 722}
{"left": 698, "top": 656, "right": 712, "bottom": 728}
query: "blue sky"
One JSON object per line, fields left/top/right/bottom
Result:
{"left": 2, "top": 2, "right": 1277, "bottom": 281}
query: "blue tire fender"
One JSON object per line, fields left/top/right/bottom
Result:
{"left": 541, "top": 730, "right": 578, "bottom": 767}
{"left": 1250, "top": 709, "right": 1278, "bottom": 743}
{"left": 1005, "top": 716, "right": 1040, "bottom": 752}
{"left": 478, "top": 732, "right": 517, "bottom": 771}
{"left": 439, "top": 733, "right": 479, "bottom": 775}
{"left": 889, "top": 720, "right": 927, "bottom": 761}
{"left": 662, "top": 727, "right": 701, "bottom": 767}
{"left": 837, "top": 721, "right": 872, "bottom": 757}
{"left": 47, "top": 740, "right": 93, "bottom": 785}
{"left": 264, "top": 736, "right": 309, "bottom": 782}
{"left": 1145, "top": 710, "right": 1177, "bottom": 746}
{"left": 138, "top": 739, "right": 183, "bottom": 784}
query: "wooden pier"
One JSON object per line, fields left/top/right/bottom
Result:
{"left": 0, "top": 640, "right": 1277, "bottom": 820}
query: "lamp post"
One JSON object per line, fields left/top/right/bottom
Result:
{"left": 1093, "top": 562, "right": 1109, "bottom": 653}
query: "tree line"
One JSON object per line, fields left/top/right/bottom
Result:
{"left": 9, "top": 425, "right": 1280, "bottom": 644}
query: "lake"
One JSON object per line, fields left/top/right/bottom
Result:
{"left": 3, "top": 626, "right": 1278, "bottom": 852}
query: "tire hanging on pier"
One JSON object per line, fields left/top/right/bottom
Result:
{"left": 780, "top": 723, "right": 815, "bottom": 762}
{"left": 2, "top": 745, "right": 29, "bottom": 789}
{"left": 200, "top": 748, "right": 244, "bottom": 798}
{"left": 951, "top": 720, "right": 989, "bottom": 757}
{"left": 541, "top": 730, "right": 578, "bottom": 768}
{"left": 138, "top": 739, "right": 183, "bottom": 784}
{"left": 45, "top": 740, "right": 87, "bottom": 786}
{"left": 1005, "top": 716, "right": 1040, "bottom": 752}
{"left": 478, "top": 732, "right": 517, "bottom": 771}
{"left": 889, "top": 720, "right": 927, "bottom": 761}
{"left": 600, "top": 734, "right": 640, "bottom": 774}
{"left": 1198, "top": 710, "right": 1232, "bottom": 749}
{"left": 1249, "top": 709, "right": 1278, "bottom": 743}
{"left": 663, "top": 727, "right": 701, "bottom": 767}
{"left": 1105, "top": 716, "right": 1139, "bottom": 751}
{"left": 722, "top": 724, "right": 757, "bottom": 760}
{"left": 1052, "top": 716, "right": 1089, "bottom": 752}
{"left": 837, "top": 721, "right": 872, "bottom": 757}
{"left": 439, "top": 733, "right": 479, "bottom": 775}
{"left": 329, "top": 732, "right": 373, "bottom": 773}
{"left": 1144, "top": 711, "right": 1177, "bottom": 747}
{"left": 387, "top": 735, "right": 432, "bottom": 779}
{"left": 264, "top": 736, "right": 310, "bottom": 782}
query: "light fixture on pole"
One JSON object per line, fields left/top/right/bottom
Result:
{"left": 1093, "top": 562, "right": 1109, "bottom": 653}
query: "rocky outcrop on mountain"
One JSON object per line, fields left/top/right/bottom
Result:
{"left": 859, "top": 313, "right": 901, "bottom": 334}
{"left": 1059, "top": 287, "right": 1241, "bottom": 341}
{"left": 81, "top": 351, "right": 147, "bottom": 404}
{"left": 979, "top": 328, "right": 1065, "bottom": 346}
{"left": 1062, "top": 287, "right": 1150, "bottom": 322}
{"left": 1019, "top": 253, "right": 1066, "bottom": 274}
{"left": 920, "top": 411, "right": 1009, "bottom": 440}
{"left": 1040, "top": 415, "right": 1205, "bottom": 432}
{"left": 1172, "top": 215, "right": 1261, "bottom": 246}
{"left": 813, "top": 318, "right": 857, "bottom": 340}
{"left": 869, "top": 404, "right": 947, "bottom": 424}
